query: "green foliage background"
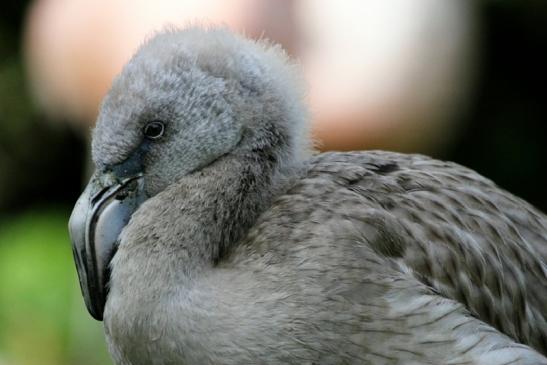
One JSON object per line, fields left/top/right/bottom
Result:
{"left": 0, "top": 210, "right": 111, "bottom": 365}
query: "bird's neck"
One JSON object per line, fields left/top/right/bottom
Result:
{"left": 112, "top": 152, "right": 299, "bottom": 288}
{"left": 179, "top": 154, "right": 291, "bottom": 267}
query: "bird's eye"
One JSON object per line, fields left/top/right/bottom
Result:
{"left": 143, "top": 121, "right": 165, "bottom": 140}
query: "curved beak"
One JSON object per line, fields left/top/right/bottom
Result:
{"left": 68, "top": 170, "right": 146, "bottom": 320}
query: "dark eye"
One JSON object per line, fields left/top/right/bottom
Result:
{"left": 143, "top": 121, "right": 165, "bottom": 140}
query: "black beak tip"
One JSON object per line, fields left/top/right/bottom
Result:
{"left": 86, "top": 296, "right": 105, "bottom": 321}
{"left": 71, "top": 242, "right": 105, "bottom": 321}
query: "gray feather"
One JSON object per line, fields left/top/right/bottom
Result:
{"left": 86, "top": 26, "right": 547, "bottom": 365}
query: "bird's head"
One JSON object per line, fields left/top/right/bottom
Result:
{"left": 68, "top": 27, "right": 309, "bottom": 320}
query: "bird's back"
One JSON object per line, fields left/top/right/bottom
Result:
{"left": 231, "top": 150, "right": 547, "bottom": 362}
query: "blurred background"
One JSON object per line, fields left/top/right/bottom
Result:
{"left": 0, "top": 0, "right": 545, "bottom": 364}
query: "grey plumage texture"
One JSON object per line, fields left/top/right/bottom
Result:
{"left": 88, "top": 27, "right": 547, "bottom": 364}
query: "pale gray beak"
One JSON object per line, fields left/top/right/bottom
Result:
{"left": 68, "top": 170, "right": 146, "bottom": 320}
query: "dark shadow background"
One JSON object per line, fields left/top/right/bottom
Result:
{"left": 441, "top": 0, "right": 547, "bottom": 212}
{"left": 0, "top": 0, "right": 85, "bottom": 215}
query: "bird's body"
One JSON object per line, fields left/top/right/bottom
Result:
{"left": 104, "top": 151, "right": 547, "bottom": 365}
{"left": 68, "top": 27, "right": 547, "bottom": 364}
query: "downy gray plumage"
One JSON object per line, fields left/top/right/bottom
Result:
{"left": 69, "top": 27, "right": 547, "bottom": 365}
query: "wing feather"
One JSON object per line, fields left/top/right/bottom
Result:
{"left": 301, "top": 151, "right": 547, "bottom": 354}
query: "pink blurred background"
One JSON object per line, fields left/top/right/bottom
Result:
{"left": 24, "top": 0, "right": 476, "bottom": 152}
